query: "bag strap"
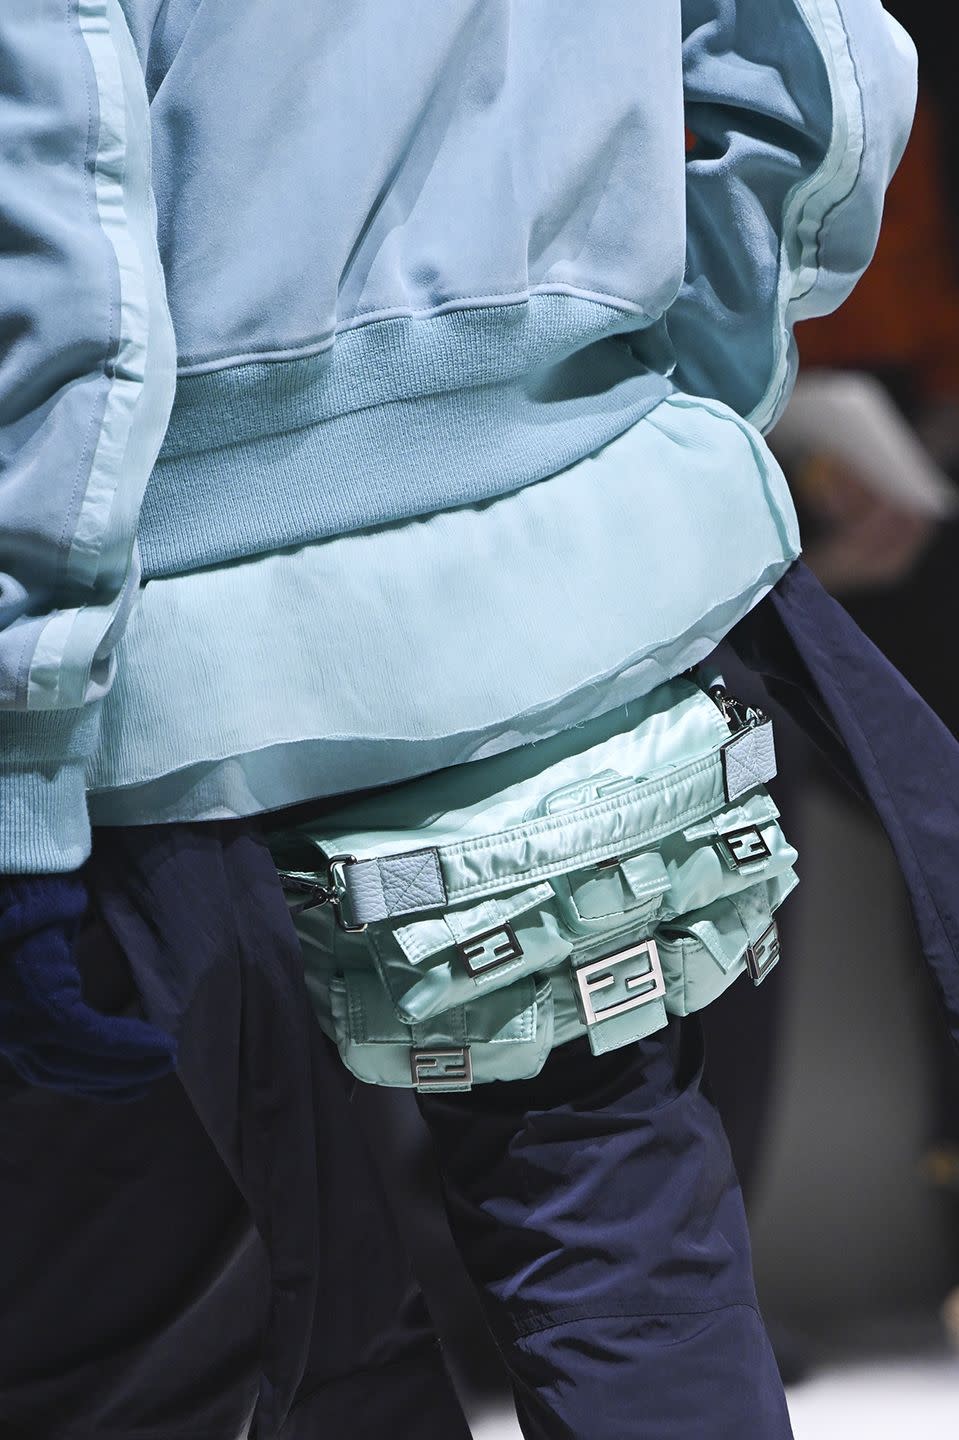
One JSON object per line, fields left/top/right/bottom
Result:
{"left": 326, "top": 723, "right": 777, "bottom": 926}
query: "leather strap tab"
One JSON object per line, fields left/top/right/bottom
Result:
{"left": 343, "top": 848, "right": 447, "bottom": 925}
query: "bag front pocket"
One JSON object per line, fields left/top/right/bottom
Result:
{"left": 372, "top": 882, "right": 571, "bottom": 1024}
{"left": 327, "top": 970, "right": 555, "bottom": 1089}
{"left": 661, "top": 797, "right": 797, "bottom": 918}
{"left": 551, "top": 849, "right": 671, "bottom": 934}
{"left": 657, "top": 870, "right": 798, "bottom": 1016}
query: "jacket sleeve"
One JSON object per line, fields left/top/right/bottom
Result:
{"left": 0, "top": 0, "right": 176, "bottom": 873}
{"left": 669, "top": 0, "right": 917, "bottom": 433}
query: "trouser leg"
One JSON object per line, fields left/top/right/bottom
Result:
{"left": 4, "top": 820, "right": 469, "bottom": 1440}
{"left": 0, "top": 926, "right": 265, "bottom": 1440}
{"left": 278, "top": 1032, "right": 471, "bottom": 1440}
{"left": 420, "top": 1020, "right": 792, "bottom": 1440}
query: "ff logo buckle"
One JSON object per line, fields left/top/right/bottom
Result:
{"left": 457, "top": 923, "right": 524, "bottom": 976}
{"left": 576, "top": 939, "right": 666, "bottom": 1027}
{"left": 746, "top": 922, "right": 781, "bottom": 984}
{"left": 410, "top": 1046, "right": 473, "bottom": 1090}
{"left": 721, "top": 825, "right": 772, "bottom": 869}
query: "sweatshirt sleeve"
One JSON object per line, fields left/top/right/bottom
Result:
{"left": 0, "top": 0, "right": 176, "bottom": 873}
{"left": 669, "top": 0, "right": 917, "bottom": 433}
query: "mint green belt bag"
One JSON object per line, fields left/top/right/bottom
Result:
{"left": 268, "top": 675, "right": 798, "bottom": 1093}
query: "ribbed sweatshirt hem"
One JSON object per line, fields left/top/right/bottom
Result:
{"left": 0, "top": 704, "right": 101, "bottom": 873}
{"left": 138, "top": 295, "right": 674, "bottom": 577}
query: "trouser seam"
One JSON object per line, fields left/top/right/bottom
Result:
{"left": 501, "top": 1299, "right": 764, "bottom": 1343}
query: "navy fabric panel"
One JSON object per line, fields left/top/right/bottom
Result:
{"left": 0, "top": 822, "right": 469, "bottom": 1440}
{"left": 419, "top": 1024, "right": 792, "bottom": 1439}
{"left": 279, "top": 1339, "right": 469, "bottom": 1440}
{"left": 88, "top": 822, "right": 321, "bottom": 1436}
{"left": 0, "top": 956, "right": 264, "bottom": 1437}
{"left": 728, "top": 560, "right": 959, "bottom": 1049}
{"left": 87, "top": 821, "right": 470, "bottom": 1440}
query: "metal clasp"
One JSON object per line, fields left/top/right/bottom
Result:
{"left": 576, "top": 938, "right": 666, "bottom": 1027}
{"left": 326, "top": 854, "right": 368, "bottom": 932}
{"left": 456, "top": 923, "right": 524, "bottom": 976}
{"left": 277, "top": 853, "right": 367, "bottom": 932}
{"left": 277, "top": 872, "right": 338, "bottom": 917}
{"left": 746, "top": 921, "right": 780, "bottom": 984}
{"left": 709, "top": 684, "right": 767, "bottom": 735}
{"left": 411, "top": 1046, "right": 473, "bottom": 1090}
{"left": 721, "top": 825, "right": 772, "bottom": 869}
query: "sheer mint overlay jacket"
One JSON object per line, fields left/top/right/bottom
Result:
{"left": 0, "top": 1, "right": 916, "bottom": 873}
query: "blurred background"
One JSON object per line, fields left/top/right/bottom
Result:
{"left": 367, "top": 13, "right": 959, "bottom": 1432}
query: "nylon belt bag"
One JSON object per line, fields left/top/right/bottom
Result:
{"left": 268, "top": 674, "right": 798, "bottom": 1092}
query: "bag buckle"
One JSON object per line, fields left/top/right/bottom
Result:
{"left": 457, "top": 923, "right": 524, "bottom": 976}
{"left": 277, "top": 854, "right": 368, "bottom": 932}
{"left": 746, "top": 921, "right": 780, "bottom": 984}
{"left": 575, "top": 939, "right": 666, "bottom": 1027}
{"left": 721, "top": 825, "right": 772, "bottom": 869}
{"left": 411, "top": 1046, "right": 473, "bottom": 1090}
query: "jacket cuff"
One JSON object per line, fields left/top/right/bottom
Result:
{"left": 0, "top": 704, "right": 101, "bottom": 874}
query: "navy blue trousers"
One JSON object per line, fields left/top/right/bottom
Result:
{"left": 420, "top": 1023, "right": 790, "bottom": 1439}
{"left": 0, "top": 821, "right": 788, "bottom": 1440}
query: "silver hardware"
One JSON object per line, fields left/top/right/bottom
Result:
{"left": 722, "top": 825, "right": 772, "bottom": 869}
{"left": 746, "top": 921, "right": 780, "bottom": 984}
{"left": 411, "top": 1046, "right": 473, "bottom": 1090}
{"left": 325, "top": 854, "right": 368, "bottom": 932}
{"left": 277, "top": 854, "right": 368, "bottom": 932}
{"left": 277, "top": 872, "right": 339, "bottom": 917}
{"left": 709, "top": 684, "right": 767, "bottom": 735}
{"left": 457, "top": 923, "right": 524, "bottom": 976}
{"left": 575, "top": 938, "right": 666, "bottom": 1027}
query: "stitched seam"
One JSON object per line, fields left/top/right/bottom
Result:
{"left": 790, "top": 0, "right": 867, "bottom": 307}
{"left": 391, "top": 919, "right": 455, "bottom": 967}
{"left": 444, "top": 761, "right": 727, "bottom": 902}
{"left": 59, "top": 0, "right": 111, "bottom": 591}
{"left": 174, "top": 285, "right": 653, "bottom": 375}
{"left": 353, "top": 857, "right": 386, "bottom": 921}
{"left": 446, "top": 753, "right": 719, "bottom": 861}
{"left": 750, "top": 0, "right": 867, "bottom": 429}
{"left": 394, "top": 884, "right": 553, "bottom": 965}
{"left": 506, "top": 1300, "right": 764, "bottom": 1343}
{"left": 449, "top": 802, "right": 715, "bottom": 895}
{"left": 381, "top": 851, "right": 443, "bottom": 915}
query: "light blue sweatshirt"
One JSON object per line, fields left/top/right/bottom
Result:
{"left": 0, "top": 1, "right": 916, "bottom": 871}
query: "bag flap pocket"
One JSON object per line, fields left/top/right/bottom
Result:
{"left": 555, "top": 850, "right": 670, "bottom": 930}
{"left": 683, "top": 796, "right": 789, "bottom": 879}
{"left": 663, "top": 802, "right": 797, "bottom": 918}
{"left": 328, "top": 972, "right": 554, "bottom": 1088}
{"left": 377, "top": 890, "right": 571, "bottom": 1026}
{"left": 393, "top": 882, "right": 555, "bottom": 965}
{"left": 659, "top": 870, "right": 798, "bottom": 974}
